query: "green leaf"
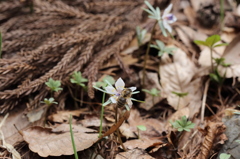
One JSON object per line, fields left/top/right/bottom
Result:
{"left": 172, "top": 91, "right": 188, "bottom": 97}
{"left": 45, "top": 78, "right": 63, "bottom": 92}
{"left": 194, "top": 40, "right": 208, "bottom": 47}
{"left": 206, "top": 35, "right": 221, "bottom": 47}
{"left": 235, "top": 140, "right": 240, "bottom": 143}
{"left": 136, "top": 26, "right": 147, "bottom": 46}
{"left": 213, "top": 43, "right": 228, "bottom": 48}
{"left": 70, "top": 71, "right": 88, "bottom": 87}
{"left": 144, "top": 1, "right": 155, "bottom": 14}
{"left": 170, "top": 116, "right": 195, "bottom": 132}
{"left": 210, "top": 73, "right": 220, "bottom": 83}
{"left": 150, "top": 44, "right": 160, "bottom": 50}
{"left": 137, "top": 125, "right": 147, "bottom": 131}
{"left": 156, "top": 40, "right": 165, "bottom": 50}
{"left": 142, "top": 88, "right": 160, "bottom": 97}
{"left": 41, "top": 97, "right": 58, "bottom": 106}
{"left": 158, "top": 21, "right": 167, "bottom": 37}
{"left": 158, "top": 51, "right": 164, "bottom": 57}
{"left": 142, "top": 89, "right": 151, "bottom": 94}
{"left": 219, "top": 153, "right": 231, "bottom": 159}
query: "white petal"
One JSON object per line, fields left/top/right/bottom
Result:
{"left": 115, "top": 78, "right": 125, "bottom": 91}
{"left": 129, "top": 87, "right": 137, "bottom": 92}
{"left": 126, "top": 98, "right": 133, "bottom": 108}
{"left": 105, "top": 86, "right": 117, "bottom": 95}
{"left": 163, "top": 4, "right": 172, "bottom": 16}
{"left": 163, "top": 20, "right": 172, "bottom": 33}
{"left": 110, "top": 96, "right": 117, "bottom": 103}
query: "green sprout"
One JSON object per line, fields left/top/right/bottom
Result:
{"left": 45, "top": 78, "right": 63, "bottom": 92}
{"left": 150, "top": 40, "right": 176, "bottom": 57}
{"left": 136, "top": 26, "right": 147, "bottom": 46}
{"left": 172, "top": 91, "right": 188, "bottom": 110}
{"left": 142, "top": 88, "right": 160, "bottom": 105}
{"left": 137, "top": 125, "right": 147, "bottom": 139}
{"left": 170, "top": 116, "right": 195, "bottom": 132}
{"left": 70, "top": 71, "right": 88, "bottom": 88}
{"left": 194, "top": 35, "right": 228, "bottom": 72}
{"left": 40, "top": 97, "right": 58, "bottom": 106}
{"left": 219, "top": 153, "right": 231, "bottom": 159}
{"left": 235, "top": 140, "right": 240, "bottom": 143}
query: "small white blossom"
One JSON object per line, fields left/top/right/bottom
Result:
{"left": 162, "top": 4, "right": 177, "bottom": 33}
{"left": 93, "top": 77, "right": 140, "bottom": 108}
{"left": 105, "top": 78, "right": 136, "bottom": 107}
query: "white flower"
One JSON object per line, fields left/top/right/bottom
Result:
{"left": 105, "top": 78, "right": 136, "bottom": 106}
{"left": 93, "top": 77, "right": 141, "bottom": 109}
{"left": 162, "top": 4, "right": 177, "bottom": 33}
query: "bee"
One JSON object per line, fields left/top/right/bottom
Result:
{"left": 117, "top": 88, "right": 132, "bottom": 109}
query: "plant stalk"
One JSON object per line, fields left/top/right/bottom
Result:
{"left": 210, "top": 48, "right": 214, "bottom": 72}
{"left": 142, "top": 21, "right": 158, "bottom": 86}
{"left": 99, "top": 92, "right": 105, "bottom": 137}
{"left": 69, "top": 115, "right": 79, "bottom": 159}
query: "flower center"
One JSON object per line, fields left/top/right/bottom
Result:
{"left": 164, "top": 14, "right": 174, "bottom": 21}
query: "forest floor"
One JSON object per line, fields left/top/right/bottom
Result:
{"left": 1, "top": 0, "right": 240, "bottom": 159}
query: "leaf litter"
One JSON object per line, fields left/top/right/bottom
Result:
{"left": 1, "top": 0, "right": 240, "bottom": 159}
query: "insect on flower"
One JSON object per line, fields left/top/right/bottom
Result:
{"left": 93, "top": 78, "right": 140, "bottom": 110}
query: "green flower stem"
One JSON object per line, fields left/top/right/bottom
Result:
{"left": 210, "top": 47, "right": 214, "bottom": 72}
{"left": 99, "top": 92, "right": 106, "bottom": 138}
{"left": 80, "top": 89, "right": 83, "bottom": 107}
{"left": 69, "top": 115, "right": 78, "bottom": 159}
{"left": 177, "top": 97, "right": 180, "bottom": 110}
{"left": 142, "top": 21, "right": 158, "bottom": 86}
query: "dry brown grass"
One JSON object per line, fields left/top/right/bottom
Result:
{"left": 0, "top": 0, "right": 151, "bottom": 114}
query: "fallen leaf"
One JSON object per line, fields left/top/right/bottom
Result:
{"left": 217, "top": 34, "right": 240, "bottom": 78}
{"left": 123, "top": 137, "right": 163, "bottom": 150}
{"left": 123, "top": 109, "right": 164, "bottom": 138}
{"left": 48, "top": 109, "right": 88, "bottom": 123}
{"left": 0, "top": 105, "right": 30, "bottom": 145}
{"left": 79, "top": 115, "right": 107, "bottom": 128}
{"left": 22, "top": 125, "right": 98, "bottom": 157}
{"left": 175, "top": 25, "right": 207, "bottom": 48}
{"left": 27, "top": 107, "right": 45, "bottom": 123}
{"left": 0, "top": 114, "right": 22, "bottom": 159}
{"left": 115, "top": 148, "right": 154, "bottom": 159}
{"left": 160, "top": 47, "right": 202, "bottom": 115}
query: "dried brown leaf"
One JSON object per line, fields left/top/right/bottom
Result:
{"left": 48, "top": 109, "right": 88, "bottom": 123}
{"left": 115, "top": 148, "right": 154, "bottom": 159}
{"left": 160, "top": 48, "right": 202, "bottom": 115}
{"left": 123, "top": 109, "right": 164, "bottom": 138}
{"left": 123, "top": 137, "right": 163, "bottom": 150}
{"left": 22, "top": 125, "right": 98, "bottom": 157}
